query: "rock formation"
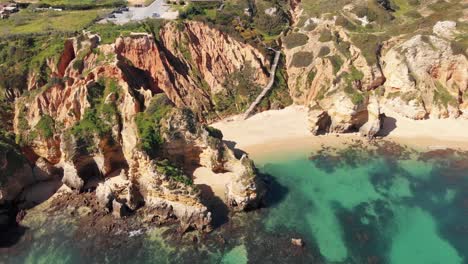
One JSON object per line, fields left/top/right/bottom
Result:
{"left": 9, "top": 22, "right": 267, "bottom": 232}
{"left": 283, "top": 11, "right": 467, "bottom": 137}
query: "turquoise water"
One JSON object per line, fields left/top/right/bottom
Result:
{"left": 1, "top": 144, "right": 467, "bottom": 263}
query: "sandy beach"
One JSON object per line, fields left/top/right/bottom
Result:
{"left": 211, "top": 105, "right": 468, "bottom": 160}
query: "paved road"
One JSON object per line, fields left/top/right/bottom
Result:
{"left": 243, "top": 50, "right": 281, "bottom": 120}
{"left": 103, "top": 0, "right": 175, "bottom": 24}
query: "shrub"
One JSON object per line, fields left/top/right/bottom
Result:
{"left": 335, "top": 15, "right": 357, "bottom": 31}
{"left": 283, "top": 33, "right": 309, "bottom": 49}
{"left": 405, "top": 10, "right": 421, "bottom": 19}
{"left": 72, "top": 59, "right": 84, "bottom": 71}
{"left": 254, "top": 4, "right": 289, "bottom": 36}
{"left": 433, "top": 81, "right": 457, "bottom": 108}
{"left": 306, "top": 70, "right": 317, "bottom": 86}
{"left": 304, "top": 22, "right": 317, "bottom": 31}
{"left": 180, "top": 4, "right": 206, "bottom": 19}
{"left": 318, "top": 46, "right": 330, "bottom": 57}
{"left": 135, "top": 94, "right": 173, "bottom": 157}
{"left": 35, "top": 115, "right": 55, "bottom": 139}
{"left": 156, "top": 159, "right": 193, "bottom": 185}
{"left": 318, "top": 30, "right": 333, "bottom": 42}
{"left": 205, "top": 126, "right": 223, "bottom": 139}
{"left": 328, "top": 55, "right": 343, "bottom": 74}
{"left": 290, "top": 51, "right": 314, "bottom": 68}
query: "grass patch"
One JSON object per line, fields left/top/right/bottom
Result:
{"left": 135, "top": 94, "right": 174, "bottom": 158}
{"left": 433, "top": 81, "right": 457, "bottom": 108}
{"left": 36, "top": 0, "right": 125, "bottom": 9}
{"left": 290, "top": 51, "right": 313, "bottom": 68}
{"left": 318, "top": 46, "right": 330, "bottom": 57}
{"left": 156, "top": 159, "right": 193, "bottom": 186}
{"left": 34, "top": 115, "right": 55, "bottom": 139}
{"left": 327, "top": 55, "right": 343, "bottom": 74}
{"left": 318, "top": 30, "right": 333, "bottom": 42}
{"left": 283, "top": 33, "right": 309, "bottom": 49}
{"left": 69, "top": 78, "right": 122, "bottom": 152}
{"left": 0, "top": 9, "right": 108, "bottom": 37}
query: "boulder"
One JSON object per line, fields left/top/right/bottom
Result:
{"left": 112, "top": 200, "right": 130, "bottom": 218}
{"left": 291, "top": 238, "right": 304, "bottom": 247}
{"left": 62, "top": 162, "right": 84, "bottom": 191}
{"left": 96, "top": 183, "right": 114, "bottom": 210}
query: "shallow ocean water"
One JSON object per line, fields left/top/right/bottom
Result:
{"left": 1, "top": 143, "right": 467, "bottom": 263}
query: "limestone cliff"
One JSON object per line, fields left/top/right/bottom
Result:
{"left": 284, "top": 19, "right": 385, "bottom": 137}
{"left": 283, "top": 11, "right": 467, "bottom": 137}
{"left": 10, "top": 22, "right": 267, "bottom": 232}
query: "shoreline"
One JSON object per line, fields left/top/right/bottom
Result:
{"left": 212, "top": 105, "right": 468, "bottom": 162}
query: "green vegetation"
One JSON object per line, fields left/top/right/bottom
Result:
{"left": 253, "top": 0, "right": 289, "bottom": 37}
{"left": 327, "top": 55, "right": 343, "bottom": 74}
{"left": 350, "top": 33, "right": 386, "bottom": 65}
{"left": 156, "top": 159, "right": 193, "bottom": 186}
{"left": 260, "top": 56, "right": 293, "bottom": 110}
{"left": 318, "top": 30, "right": 333, "bottom": 42}
{"left": 433, "top": 81, "right": 457, "bottom": 108}
{"left": 290, "top": 51, "right": 313, "bottom": 68}
{"left": 342, "top": 67, "right": 365, "bottom": 105}
{"left": 318, "top": 46, "right": 330, "bottom": 57}
{"left": 306, "top": 70, "right": 317, "bottom": 87}
{"left": 88, "top": 19, "right": 165, "bottom": 44}
{"left": 205, "top": 125, "right": 223, "bottom": 139}
{"left": 213, "top": 64, "right": 262, "bottom": 116}
{"left": 0, "top": 9, "right": 108, "bottom": 37}
{"left": 0, "top": 35, "right": 66, "bottom": 102}
{"left": 69, "top": 78, "right": 121, "bottom": 151}
{"left": 179, "top": 2, "right": 219, "bottom": 20}
{"left": 34, "top": 115, "right": 55, "bottom": 139}
{"left": 135, "top": 94, "right": 174, "bottom": 158}
{"left": 36, "top": 0, "right": 125, "bottom": 9}
{"left": 177, "top": 0, "right": 288, "bottom": 47}
{"left": 283, "top": 33, "right": 309, "bottom": 49}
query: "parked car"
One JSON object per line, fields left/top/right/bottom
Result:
{"left": 152, "top": 13, "right": 160, "bottom": 17}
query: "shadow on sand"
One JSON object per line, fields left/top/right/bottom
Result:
{"left": 223, "top": 140, "right": 247, "bottom": 159}
{"left": 197, "top": 184, "right": 230, "bottom": 229}
{"left": 377, "top": 116, "right": 397, "bottom": 137}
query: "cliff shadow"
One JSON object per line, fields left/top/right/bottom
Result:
{"left": 223, "top": 140, "right": 247, "bottom": 159}
{"left": 0, "top": 203, "right": 29, "bottom": 248}
{"left": 17, "top": 179, "right": 63, "bottom": 209}
{"left": 0, "top": 225, "right": 28, "bottom": 248}
{"left": 260, "top": 172, "right": 289, "bottom": 208}
{"left": 377, "top": 116, "right": 397, "bottom": 137}
{"left": 196, "top": 184, "right": 229, "bottom": 229}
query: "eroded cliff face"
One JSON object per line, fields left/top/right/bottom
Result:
{"left": 283, "top": 14, "right": 467, "bottom": 137}
{"left": 11, "top": 21, "right": 267, "bottom": 232}
{"left": 381, "top": 34, "right": 467, "bottom": 119}
{"left": 284, "top": 19, "right": 385, "bottom": 137}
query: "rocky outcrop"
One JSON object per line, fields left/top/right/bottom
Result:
{"left": 162, "top": 109, "right": 265, "bottom": 211}
{"left": 114, "top": 21, "right": 269, "bottom": 118}
{"left": 0, "top": 140, "right": 34, "bottom": 231}
{"left": 285, "top": 20, "right": 384, "bottom": 136}
{"left": 381, "top": 34, "right": 467, "bottom": 119}
{"left": 286, "top": 17, "right": 467, "bottom": 138}
{"left": 11, "top": 23, "right": 267, "bottom": 232}
{"left": 0, "top": 140, "right": 34, "bottom": 203}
